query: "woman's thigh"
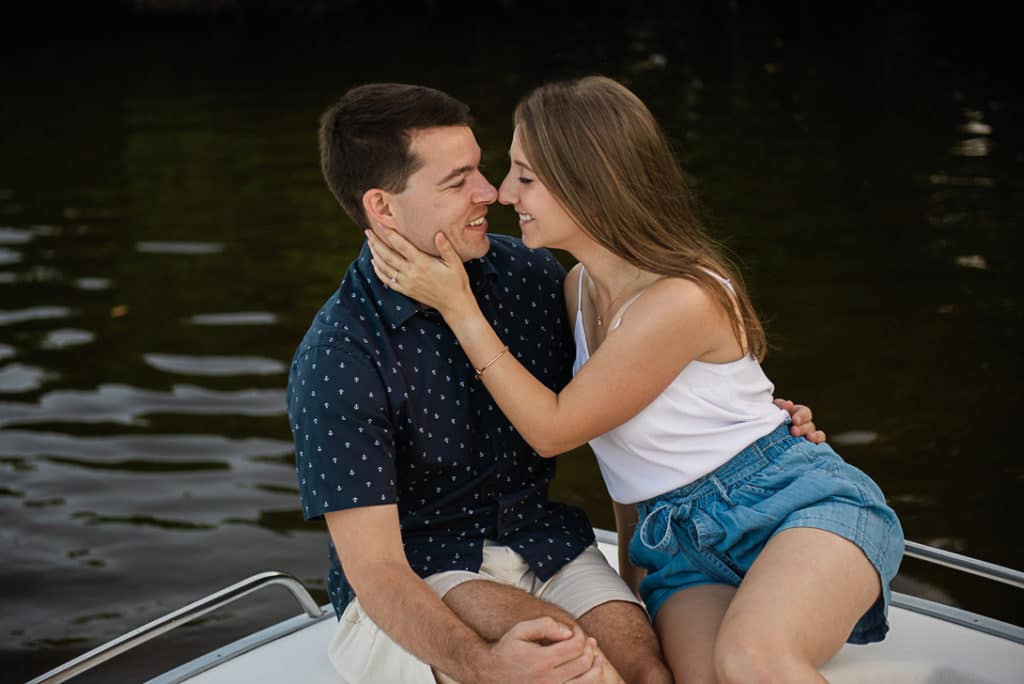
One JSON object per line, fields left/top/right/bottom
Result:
{"left": 718, "top": 527, "right": 880, "bottom": 666}
{"left": 654, "top": 583, "right": 736, "bottom": 684}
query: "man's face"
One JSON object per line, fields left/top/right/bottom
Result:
{"left": 385, "top": 126, "right": 497, "bottom": 261}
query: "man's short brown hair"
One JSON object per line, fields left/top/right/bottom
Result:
{"left": 319, "top": 83, "right": 473, "bottom": 230}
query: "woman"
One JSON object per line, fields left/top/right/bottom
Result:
{"left": 367, "top": 76, "right": 903, "bottom": 683}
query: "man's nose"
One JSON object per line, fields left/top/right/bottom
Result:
{"left": 473, "top": 172, "right": 498, "bottom": 204}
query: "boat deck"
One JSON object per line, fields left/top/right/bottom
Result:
{"left": 146, "top": 536, "right": 1024, "bottom": 684}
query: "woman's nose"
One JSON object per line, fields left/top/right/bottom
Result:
{"left": 497, "top": 175, "right": 516, "bottom": 205}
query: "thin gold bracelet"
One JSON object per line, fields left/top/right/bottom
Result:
{"left": 474, "top": 345, "right": 509, "bottom": 380}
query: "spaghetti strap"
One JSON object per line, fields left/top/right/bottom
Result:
{"left": 576, "top": 265, "right": 586, "bottom": 319}
{"left": 700, "top": 268, "right": 748, "bottom": 352}
{"left": 609, "top": 290, "right": 648, "bottom": 330}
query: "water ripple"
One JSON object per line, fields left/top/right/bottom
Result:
{"left": 47, "top": 456, "right": 228, "bottom": 473}
{"left": 0, "top": 430, "right": 292, "bottom": 463}
{"left": 0, "top": 307, "right": 72, "bottom": 326}
{"left": 831, "top": 430, "right": 879, "bottom": 446}
{"left": 0, "top": 383, "right": 285, "bottom": 428}
{"left": 0, "top": 363, "right": 51, "bottom": 393}
{"left": 927, "top": 173, "right": 994, "bottom": 188}
{"left": 0, "top": 228, "right": 32, "bottom": 245}
{"left": 950, "top": 137, "right": 991, "bottom": 157}
{"left": 75, "top": 277, "right": 112, "bottom": 291}
{"left": 136, "top": 242, "right": 224, "bottom": 255}
{"left": 0, "top": 247, "right": 22, "bottom": 265}
{"left": 189, "top": 312, "right": 278, "bottom": 326}
{"left": 961, "top": 121, "right": 992, "bottom": 135}
{"left": 40, "top": 329, "right": 95, "bottom": 350}
{"left": 954, "top": 254, "right": 989, "bottom": 270}
{"left": 143, "top": 353, "right": 286, "bottom": 376}
{"left": 71, "top": 511, "right": 216, "bottom": 530}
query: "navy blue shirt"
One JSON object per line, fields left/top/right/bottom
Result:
{"left": 287, "top": 234, "right": 595, "bottom": 617}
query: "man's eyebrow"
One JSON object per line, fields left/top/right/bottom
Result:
{"left": 436, "top": 165, "right": 473, "bottom": 187}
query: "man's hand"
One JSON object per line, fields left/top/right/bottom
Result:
{"left": 568, "top": 648, "right": 624, "bottom": 684}
{"left": 478, "top": 618, "right": 605, "bottom": 684}
{"left": 775, "top": 398, "right": 826, "bottom": 444}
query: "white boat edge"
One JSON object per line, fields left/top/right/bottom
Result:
{"left": 28, "top": 528, "right": 1024, "bottom": 684}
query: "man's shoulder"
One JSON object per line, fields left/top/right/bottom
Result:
{"left": 290, "top": 271, "right": 381, "bottom": 373}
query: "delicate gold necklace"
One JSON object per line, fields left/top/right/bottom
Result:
{"left": 592, "top": 270, "right": 646, "bottom": 327}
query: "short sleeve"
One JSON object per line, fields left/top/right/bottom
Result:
{"left": 288, "top": 344, "right": 396, "bottom": 520}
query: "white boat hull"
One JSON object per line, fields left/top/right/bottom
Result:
{"left": 148, "top": 532, "right": 1024, "bottom": 684}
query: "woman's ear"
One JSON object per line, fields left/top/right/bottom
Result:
{"left": 362, "top": 189, "right": 398, "bottom": 230}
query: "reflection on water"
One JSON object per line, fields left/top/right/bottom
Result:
{"left": 0, "top": 384, "right": 285, "bottom": 427}
{"left": 951, "top": 137, "right": 991, "bottom": 157}
{"left": 829, "top": 430, "right": 879, "bottom": 446}
{"left": 954, "top": 254, "right": 989, "bottom": 270}
{"left": 135, "top": 241, "right": 225, "bottom": 254}
{"left": 224, "top": 507, "right": 311, "bottom": 534}
{"left": 74, "top": 277, "right": 111, "bottom": 290}
{"left": 0, "top": 364, "right": 51, "bottom": 393}
{"left": 143, "top": 353, "right": 287, "bottom": 376}
{"left": 40, "top": 329, "right": 95, "bottom": 349}
{"left": 71, "top": 512, "right": 217, "bottom": 530}
{"left": 189, "top": 312, "right": 278, "bottom": 326}
{"left": 0, "top": 228, "right": 33, "bottom": 244}
{"left": 1, "top": 430, "right": 291, "bottom": 467}
{"left": 2, "top": 4, "right": 1020, "bottom": 681}
{"left": 0, "top": 307, "right": 71, "bottom": 325}
{"left": 961, "top": 121, "right": 992, "bottom": 136}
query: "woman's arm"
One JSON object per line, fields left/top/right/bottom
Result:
{"left": 368, "top": 229, "right": 724, "bottom": 457}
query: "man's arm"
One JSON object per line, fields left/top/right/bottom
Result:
{"left": 326, "top": 504, "right": 600, "bottom": 684}
{"left": 774, "top": 398, "right": 826, "bottom": 443}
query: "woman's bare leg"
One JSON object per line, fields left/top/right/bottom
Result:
{"left": 653, "top": 584, "right": 736, "bottom": 684}
{"left": 714, "top": 527, "right": 881, "bottom": 684}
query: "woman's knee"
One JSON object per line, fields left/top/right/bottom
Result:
{"left": 713, "top": 634, "right": 818, "bottom": 684}
{"left": 714, "top": 636, "right": 768, "bottom": 684}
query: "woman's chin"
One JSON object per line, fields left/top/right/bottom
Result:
{"left": 521, "top": 232, "right": 545, "bottom": 250}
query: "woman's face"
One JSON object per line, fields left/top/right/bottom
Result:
{"left": 498, "top": 127, "right": 582, "bottom": 250}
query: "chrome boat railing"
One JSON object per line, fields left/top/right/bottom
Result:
{"left": 26, "top": 571, "right": 325, "bottom": 684}
{"left": 27, "top": 537, "right": 1024, "bottom": 683}
{"left": 904, "top": 540, "right": 1024, "bottom": 589}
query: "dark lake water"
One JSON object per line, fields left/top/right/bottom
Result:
{"left": 3, "top": 4, "right": 1021, "bottom": 681}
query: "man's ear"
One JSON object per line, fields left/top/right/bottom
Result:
{"left": 362, "top": 189, "right": 398, "bottom": 230}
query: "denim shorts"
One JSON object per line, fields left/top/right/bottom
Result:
{"left": 629, "top": 421, "right": 904, "bottom": 644}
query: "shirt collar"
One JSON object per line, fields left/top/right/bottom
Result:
{"left": 355, "top": 240, "right": 504, "bottom": 328}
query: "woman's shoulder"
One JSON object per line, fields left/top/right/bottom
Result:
{"left": 648, "top": 275, "right": 715, "bottom": 308}
{"left": 617, "top": 275, "right": 719, "bottom": 334}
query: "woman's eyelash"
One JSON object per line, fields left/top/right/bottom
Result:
{"left": 519, "top": 177, "right": 533, "bottom": 184}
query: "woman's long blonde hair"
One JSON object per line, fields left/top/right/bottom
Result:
{"left": 514, "top": 76, "right": 767, "bottom": 360}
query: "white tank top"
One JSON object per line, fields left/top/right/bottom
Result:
{"left": 571, "top": 267, "right": 788, "bottom": 504}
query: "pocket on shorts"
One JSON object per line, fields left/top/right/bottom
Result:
{"left": 733, "top": 443, "right": 823, "bottom": 500}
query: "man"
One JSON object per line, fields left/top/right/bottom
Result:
{"left": 287, "top": 83, "right": 820, "bottom": 683}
